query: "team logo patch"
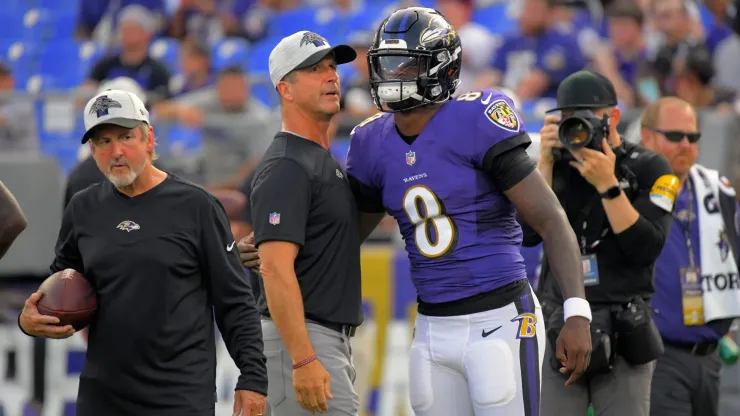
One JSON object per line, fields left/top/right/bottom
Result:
{"left": 90, "top": 95, "right": 122, "bottom": 118}
{"left": 300, "top": 32, "right": 327, "bottom": 48}
{"left": 116, "top": 220, "right": 140, "bottom": 232}
{"left": 649, "top": 174, "right": 680, "bottom": 213}
{"left": 485, "top": 99, "right": 520, "bottom": 132}
{"left": 269, "top": 212, "right": 281, "bottom": 225}
{"left": 718, "top": 228, "right": 731, "bottom": 262}
{"left": 512, "top": 313, "right": 537, "bottom": 339}
{"left": 406, "top": 150, "right": 416, "bottom": 166}
{"left": 419, "top": 15, "right": 457, "bottom": 46}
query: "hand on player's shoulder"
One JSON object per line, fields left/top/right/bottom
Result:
{"left": 237, "top": 233, "right": 260, "bottom": 274}
{"left": 20, "top": 291, "right": 75, "bottom": 339}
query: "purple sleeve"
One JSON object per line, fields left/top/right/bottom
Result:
{"left": 346, "top": 116, "right": 383, "bottom": 188}
{"left": 468, "top": 91, "right": 529, "bottom": 168}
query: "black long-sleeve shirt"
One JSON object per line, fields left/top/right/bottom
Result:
{"left": 521, "top": 141, "right": 675, "bottom": 305}
{"left": 49, "top": 174, "right": 266, "bottom": 414}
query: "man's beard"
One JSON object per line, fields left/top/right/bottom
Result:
{"left": 107, "top": 157, "right": 143, "bottom": 187}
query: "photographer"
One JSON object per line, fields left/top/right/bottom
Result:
{"left": 520, "top": 70, "right": 677, "bottom": 416}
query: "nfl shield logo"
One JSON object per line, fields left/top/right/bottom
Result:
{"left": 406, "top": 151, "right": 416, "bottom": 166}
{"left": 269, "top": 212, "right": 281, "bottom": 225}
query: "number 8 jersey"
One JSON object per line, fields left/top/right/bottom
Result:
{"left": 346, "top": 89, "right": 531, "bottom": 304}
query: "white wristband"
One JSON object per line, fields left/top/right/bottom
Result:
{"left": 563, "top": 297, "right": 592, "bottom": 322}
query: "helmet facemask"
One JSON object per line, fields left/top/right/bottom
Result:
{"left": 368, "top": 45, "right": 462, "bottom": 113}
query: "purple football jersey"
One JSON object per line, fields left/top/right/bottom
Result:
{"left": 347, "top": 89, "right": 528, "bottom": 303}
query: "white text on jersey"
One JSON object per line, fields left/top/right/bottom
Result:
{"left": 403, "top": 173, "right": 428, "bottom": 183}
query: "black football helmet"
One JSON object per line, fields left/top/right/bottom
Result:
{"left": 367, "top": 7, "right": 462, "bottom": 113}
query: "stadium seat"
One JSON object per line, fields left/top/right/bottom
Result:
{"left": 28, "top": 0, "right": 80, "bottom": 13}
{"left": 149, "top": 37, "right": 181, "bottom": 74}
{"left": 265, "top": 7, "right": 337, "bottom": 39}
{"left": 23, "top": 9, "right": 77, "bottom": 41}
{"left": 0, "top": 11, "right": 25, "bottom": 43}
{"left": 211, "top": 37, "right": 250, "bottom": 72}
{"left": 3, "top": 41, "right": 39, "bottom": 89}
{"left": 471, "top": 3, "right": 519, "bottom": 36}
{"left": 246, "top": 37, "right": 280, "bottom": 74}
{"left": 159, "top": 124, "right": 203, "bottom": 156}
{"left": 337, "top": 3, "right": 390, "bottom": 35}
{"left": 37, "top": 40, "right": 102, "bottom": 89}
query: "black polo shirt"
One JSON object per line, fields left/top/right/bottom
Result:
{"left": 247, "top": 132, "right": 363, "bottom": 327}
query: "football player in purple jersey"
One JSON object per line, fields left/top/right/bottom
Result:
{"left": 345, "top": 7, "right": 592, "bottom": 416}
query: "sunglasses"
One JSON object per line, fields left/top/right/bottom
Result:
{"left": 650, "top": 129, "right": 701, "bottom": 143}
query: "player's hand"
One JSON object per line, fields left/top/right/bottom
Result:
{"left": 232, "top": 389, "right": 266, "bottom": 416}
{"left": 237, "top": 233, "right": 260, "bottom": 274}
{"left": 293, "top": 359, "right": 332, "bottom": 413}
{"left": 538, "top": 115, "right": 563, "bottom": 165}
{"left": 555, "top": 316, "right": 592, "bottom": 387}
{"left": 569, "top": 138, "right": 619, "bottom": 193}
{"left": 19, "top": 291, "right": 75, "bottom": 339}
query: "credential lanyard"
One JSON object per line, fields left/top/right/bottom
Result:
{"left": 675, "top": 179, "right": 696, "bottom": 269}
{"left": 576, "top": 193, "right": 607, "bottom": 255}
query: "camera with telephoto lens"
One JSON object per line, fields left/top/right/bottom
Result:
{"left": 553, "top": 110, "right": 610, "bottom": 162}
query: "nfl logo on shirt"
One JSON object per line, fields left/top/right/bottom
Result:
{"left": 406, "top": 151, "right": 416, "bottom": 166}
{"left": 269, "top": 212, "right": 281, "bottom": 225}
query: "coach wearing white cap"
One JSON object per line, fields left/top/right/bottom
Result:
{"left": 19, "top": 88, "right": 269, "bottom": 415}
{"left": 64, "top": 78, "right": 151, "bottom": 208}
{"left": 237, "top": 31, "right": 363, "bottom": 415}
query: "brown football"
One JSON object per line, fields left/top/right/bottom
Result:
{"left": 37, "top": 269, "right": 98, "bottom": 331}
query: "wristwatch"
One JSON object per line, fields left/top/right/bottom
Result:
{"left": 600, "top": 185, "right": 621, "bottom": 200}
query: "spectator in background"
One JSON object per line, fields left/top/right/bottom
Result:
{"left": 339, "top": 32, "right": 375, "bottom": 118}
{"left": 436, "top": 0, "right": 495, "bottom": 95}
{"left": 644, "top": 0, "right": 703, "bottom": 96}
{"left": 475, "top": 0, "right": 586, "bottom": 102}
{"left": 168, "top": 0, "right": 238, "bottom": 46}
{"left": 0, "top": 62, "right": 38, "bottom": 154}
{"left": 81, "top": 5, "right": 172, "bottom": 104}
{"left": 169, "top": 40, "right": 215, "bottom": 96}
{"left": 153, "top": 66, "right": 277, "bottom": 188}
{"left": 76, "top": 0, "right": 167, "bottom": 48}
{"left": 673, "top": 44, "right": 737, "bottom": 112}
{"left": 596, "top": 0, "right": 649, "bottom": 106}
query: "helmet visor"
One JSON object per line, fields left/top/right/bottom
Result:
{"left": 370, "top": 55, "right": 429, "bottom": 82}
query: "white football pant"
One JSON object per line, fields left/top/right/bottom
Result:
{"left": 409, "top": 285, "right": 545, "bottom": 416}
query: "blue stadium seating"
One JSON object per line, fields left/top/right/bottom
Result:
{"left": 211, "top": 37, "right": 250, "bottom": 72}
{"left": 471, "top": 3, "right": 519, "bottom": 35}
{"left": 149, "top": 37, "right": 181, "bottom": 74}
{"left": 37, "top": 40, "right": 102, "bottom": 89}
{"left": 265, "top": 7, "right": 338, "bottom": 40}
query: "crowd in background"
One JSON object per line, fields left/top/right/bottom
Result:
{"left": 1, "top": 0, "right": 739, "bottom": 190}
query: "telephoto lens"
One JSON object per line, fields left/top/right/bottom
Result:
{"left": 557, "top": 110, "right": 610, "bottom": 151}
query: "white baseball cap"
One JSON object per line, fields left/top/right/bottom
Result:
{"left": 97, "top": 77, "right": 147, "bottom": 105}
{"left": 268, "top": 31, "right": 356, "bottom": 88}
{"left": 82, "top": 89, "right": 150, "bottom": 144}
